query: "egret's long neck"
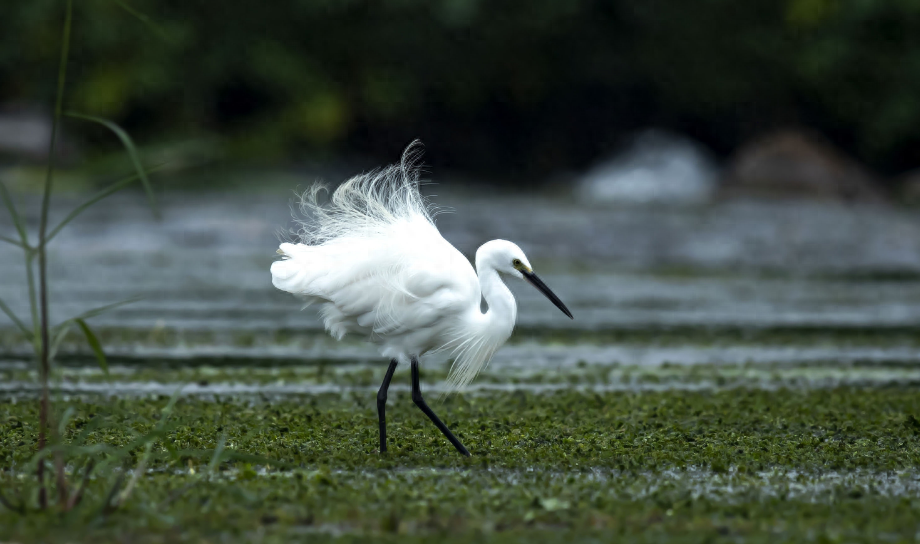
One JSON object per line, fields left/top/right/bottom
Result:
{"left": 477, "top": 265, "right": 517, "bottom": 333}
{"left": 443, "top": 244, "right": 518, "bottom": 390}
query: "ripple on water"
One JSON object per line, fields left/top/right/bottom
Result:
{"left": 7, "top": 343, "right": 920, "bottom": 371}
{"left": 4, "top": 193, "right": 920, "bottom": 335}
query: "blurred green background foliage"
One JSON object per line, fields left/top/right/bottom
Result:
{"left": 2, "top": 0, "right": 919, "bottom": 179}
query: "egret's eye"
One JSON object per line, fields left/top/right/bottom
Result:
{"left": 512, "top": 259, "right": 522, "bottom": 268}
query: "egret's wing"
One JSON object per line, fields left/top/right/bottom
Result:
{"left": 271, "top": 218, "right": 477, "bottom": 339}
{"left": 332, "top": 263, "right": 463, "bottom": 337}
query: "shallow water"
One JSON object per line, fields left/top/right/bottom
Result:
{"left": 4, "top": 189, "right": 920, "bottom": 390}
{"left": 3, "top": 191, "right": 920, "bottom": 332}
{"left": 10, "top": 342, "right": 920, "bottom": 367}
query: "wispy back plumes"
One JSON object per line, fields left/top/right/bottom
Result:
{"left": 292, "top": 141, "right": 436, "bottom": 247}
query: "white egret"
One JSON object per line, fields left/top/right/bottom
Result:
{"left": 270, "top": 143, "right": 573, "bottom": 456}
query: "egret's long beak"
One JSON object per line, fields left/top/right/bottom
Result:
{"left": 522, "top": 270, "right": 573, "bottom": 319}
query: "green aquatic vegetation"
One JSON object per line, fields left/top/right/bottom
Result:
{"left": 3, "top": 387, "right": 920, "bottom": 472}
{"left": 5, "top": 360, "right": 920, "bottom": 392}
{"left": 5, "top": 465, "right": 920, "bottom": 543}
{"left": 2, "top": 387, "right": 920, "bottom": 542}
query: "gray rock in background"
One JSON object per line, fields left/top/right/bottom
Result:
{"left": 0, "top": 103, "right": 79, "bottom": 162}
{"left": 720, "top": 130, "right": 885, "bottom": 202}
{"left": 577, "top": 130, "right": 717, "bottom": 206}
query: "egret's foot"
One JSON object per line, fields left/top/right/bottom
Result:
{"left": 410, "top": 358, "right": 472, "bottom": 457}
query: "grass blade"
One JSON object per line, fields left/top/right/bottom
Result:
{"left": 207, "top": 435, "right": 227, "bottom": 476}
{"left": 0, "top": 179, "right": 29, "bottom": 247}
{"left": 0, "top": 487, "right": 23, "bottom": 515}
{"left": 98, "top": 470, "right": 126, "bottom": 517}
{"left": 66, "top": 459, "right": 95, "bottom": 510}
{"left": 54, "top": 449, "right": 68, "bottom": 506}
{"left": 73, "top": 414, "right": 108, "bottom": 446}
{"left": 115, "top": 1, "right": 176, "bottom": 45}
{"left": 158, "top": 386, "right": 184, "bottom": 425}
{"left": 27, "top": 431, "right": 168, "bottom": 477}
{"left": 25, "top": 253, "right": 39, "bottom": 349}
{"left": 48, "top": 323, "right": 71, "bottom": 362}
{"left": 117, "top": 443, "right": 151, "bottom": 507}
{"left": 65, "top": 112, "right": 159, "bottom": 219}
{"left": 58, "top": 296, "right": 142, "bottom": 325}
{"left": 75, "top": 318, "right": 108, "bottom": 375}
{"left": 50, "top": 297, "right": 140, "bottom": 360}
{"left": 0, "top": 235, "right": 26, "bottom": 249}
{"left": 28, "top": 443, "right": 117, "bottom": 471}
{"left": 115, "top": 387, "right": 184, "bottom": 509}
{"left": 0, "top": 296, "right": 32, "bottom": 340}
{"left": 37, "top": 2, "right": 73, "bottom": 511}
{"left": 159, "top": 435, "right": 227, "bottom": 509}
{"left": 57, "top": 406, "right": 76, "bottom": 437}
{"left": 46, "top": 164, "right": 167, "bottom": 243}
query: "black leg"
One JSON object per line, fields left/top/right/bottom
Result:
{"left": 410, "top": 357, "right": 471, "bottom": 457}
{"left": 377, "top": 359, "right": 398, "bottom": 453}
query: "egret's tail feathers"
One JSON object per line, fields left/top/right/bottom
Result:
{"left": 292, "top": 140, "right": 440, "bottom": 246}
{"left": 275, "top": 242, "right": 311, "bottom": 260}
{"left": 270, "top": 243, "right": 330, "bottom": 302}
{"left": 270, "top": 244, "right": 312, "bottom": 294}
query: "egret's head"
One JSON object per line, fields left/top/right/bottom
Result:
{"left": 476, "top": 240, "right": 530, "bottom": 278}
{"left": 476, "top": 239, "right": 573, "bottom": 319}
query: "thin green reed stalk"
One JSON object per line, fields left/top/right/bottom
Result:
{"left": 36, "top": 0, "right": 73, "bottom": 509}
{"left": 0, "top": 1, "right": 172, "bottom": 514}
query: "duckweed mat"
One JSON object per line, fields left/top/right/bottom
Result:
{"left": 3, "top": 387, "right": 920, "bottom": 543}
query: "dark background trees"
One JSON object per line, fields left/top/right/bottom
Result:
{"left": 3, "top": 0, "right": 918, "bottom": 182}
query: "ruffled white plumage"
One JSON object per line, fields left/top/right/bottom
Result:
{"left": 271, "top": 143, "right": 513, "bottom": 389}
